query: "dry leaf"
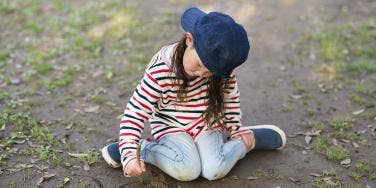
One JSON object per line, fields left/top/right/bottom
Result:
{"left": 28, "top": 141, "right": 42, "bottom": 148}
{"left": 352, "top": 142, "right": 359, "bottom": 148}
{"left": 323, "top": 177, "right": 336, "bottom": 186}
{"left": 288, "top": 177, "right": 301, "bottom": 184}
{"left": 340, "top": 158, "right": 351, "bottom": 167}
{"left": 14, "top": 139, "right": 26, "bottom": 144}
{"left": 65, "top": 123, "right": 73, "bottom": 130}
{"left": 302, "top": 150, "right": 308, "bottom": 155}
{"left": 84, "top": 106, "right": 99, "bottom": 113}
{"left": 68, "top": 152, "right": 88, "bottom": 158}
{"left": 352, "top": 109, "right": 365, "bottom": 115}
{"left": 289, "top": 94, "right": 302, "bottom": 100}
{"left": 340, "top": 139, "right": 350, "bottom": 143}
{"left": 43, "top": 172, "right": 56, "bottom": 179}
{"left": 247, "top": 176, "right": 259, "bottom": 180}
{"left": 309, "top": 173, "right": 322, "bottom": 177}
{"left": 36, "top": 177, "right": 44, "bottom": 186}
{"left": 305, "top": 135, "right": 312, "bottom": 144}
{"left": 332, "top": 138, "right": 338, "bottom": 146}
{"left": 63, "top": 177, "right": 70, "bottom": 184}
{"left": 83, "top": 163, "right": 90, "bottom": 171}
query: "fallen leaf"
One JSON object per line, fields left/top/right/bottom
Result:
{"left": 305, "top": 135, "right": 312, "bottom": 144}
{"left": 309, "top": 173, "right": 322, "bottom": 177}
{"left": 288, "top": 177, "right": 301, "bottom": 184}
{"left": 68, "top": 152, "right": 88, "bottom": 158}
{"left": 83, "top": 163, "right": 90, "bottom": 171}
{"left": 92, "top": 70, "right": 103, "bottom": 78}
{"left": 352, "top": 109, "right": 365, "bottom": 115}
{"left": 14, "top": 139, "right": 26, "bottom": 144}
{"left": 332, "top": 138, "right": 338, "bottom": 146}
{"left": 323, "top": 177, "right": 336, "bottom": 186}
{"left": 8, "top": 147, "right": 19, "bottom": 153}
{"left": 65, "top": 123, "right": 73, "bottom": 130}
{"left": 30, "top": 158, "right": 39, "bottom": 164}
{"left": 28, "top": 141, "right": 42, "bottom": 148}
{"left": 302, "top": 150, "right": 308, "bottom": 155}
{"left": 36, "top": 177, "right": 44, "bottom": 186}
{"left": 340, "top": 139, "right": 350, "bottom": 143}
{"left": 84, "top": 106, "right": 99, "bottom": 113}
{"left": 340, "top": 158, "right": 351, "bottom": 167}
{"left": 289, "top": 94, "right": 302, "bottom": 100}
{"left": 63, "top": 177, "right": 70, "bottom": 184}
{"left": 352, "top": 142, "right": 359, "bottom": 148}
{"left": 247, "top": 176, "right": 259, "bottom": 180}
{"left": 43, "top": 172, "right": 56, "bottom": 179}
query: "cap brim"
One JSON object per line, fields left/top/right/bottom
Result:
{"left": 181, "top": 7, "right": 206, "bottom": 33}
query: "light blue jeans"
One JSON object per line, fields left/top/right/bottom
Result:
{"left": 140, "top": 130, "right": 247, "bottom": 181}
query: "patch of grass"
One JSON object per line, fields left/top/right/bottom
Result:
{"left": 26, "top": 47, "right": 61, "bottom": 65}
{"left": 30, "top": 124, "right": 56, "bottom": 144}
{"left": 38, "top": 145, "right": 62, "bottom": 166}
{"left": 329, "top": 116, "right": 353, "bottom": 131}
{"left": 349, "top": 171, "right": 362, "bottom": 181}
{"left": 328, "top": 117, "right": 360, "bottom": 141}
{"left": 348, "top": 93, "right": 366, "bottom": 105}
{"left": 58, "top": 96, "right": 73, "bottom": 107}
{"left": 0, "top": 91, "right": 10, "bottom": 101}
{"left": 312, "top": 168, "right": 342, "bottom": 188}
{"left": 77, "top": 149, "right": 100, "bottom": 165}
{"left": 0, "top": 1, "right": 17, "bottom": 14}
{"left": 351, "top": 160, "right": 376, "bottom": 181}
{"left": 0, "top": 112, "right": 57, "bottom": 145}
{"left": 360, "top": 106, "right": 376, "bottom": 120}
{"left": 312, "top": 137, "right": 350, "bottom": 161}
{"left": 336, "top": 60, "right": 376, "bottom": 75}
{"left": 354, "top": 160, "right": 370, "bottom": 171}
{"left": 18, "top": 148, "right": 37, "bottom": 156}
{"left": 314, "top": 32, "right": 348, "bottom": 62}
{"left": 280, "top": 103, "right": 292, "bottom": 112}
{"left": 32, "top": 63, "right": 53, "bottom": 74}
{"left": 91, "top": 95, "right": 106, "bottom": 105}
{"left": 43, "top": 67, "right": 77, "bottom": 91}
{"left": 23, "top": 22, "right": 44, "bottom": 34}
{"left": 304, "top": 121, "right": 325, "bottom": 131}
{"left": 353, "top": 82, "right": 375, "bottom": 95}
{"left": 0, "top": 49, "right": 10, "bottom": 67}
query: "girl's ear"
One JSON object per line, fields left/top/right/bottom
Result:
{"left": 185, "top": 32, "right": 194, "bottom": 48}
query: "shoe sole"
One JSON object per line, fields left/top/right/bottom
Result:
{"left": 250, "top": 125, "right": 287, "bottom": 150}
{"left": 101, "top": 145, "right": 122, "bottom": 168}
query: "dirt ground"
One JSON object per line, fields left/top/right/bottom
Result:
{"left": 0, "top": 0, "right": 375, "bottom": 187}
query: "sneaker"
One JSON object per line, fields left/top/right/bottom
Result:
{"left": 250, "top": 125, "right": 286, "bottom": 150}
{"left": 101, "top": 142, "right": 122, "bottom": 168}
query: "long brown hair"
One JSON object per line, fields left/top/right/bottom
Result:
{"left": 170, "top": 34, "right": 230, "bottom": 129}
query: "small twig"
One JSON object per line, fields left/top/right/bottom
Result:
{"left": 136, "top": 144, "right": 144, "bottom": 184}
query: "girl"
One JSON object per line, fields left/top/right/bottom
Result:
{"left": 101, "top": 7, "right": 286, "bottom": 181}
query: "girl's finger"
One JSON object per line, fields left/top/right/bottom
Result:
{"left": 140, "top": 160, "right": 146, "bottom": 172}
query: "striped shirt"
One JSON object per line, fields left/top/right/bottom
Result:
{"left": 119, "top": 43, "right": 251, "bottom": 170}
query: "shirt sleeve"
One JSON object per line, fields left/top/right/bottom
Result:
{"left": 223, "top": 75, "right": 252, "bottom": 137}
{"left": 119, "top": 61, "right": 163, "bottom": 171}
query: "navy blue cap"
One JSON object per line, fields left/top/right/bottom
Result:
{"left": 181, "top": 7, "right": 250, "bottom": 79}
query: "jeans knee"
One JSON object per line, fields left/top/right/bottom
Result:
{"left": 173, "top": 159, "right": 201, "bottom": 181}
{"left": 201, "top": 163, "right": 227, "bottom": 181}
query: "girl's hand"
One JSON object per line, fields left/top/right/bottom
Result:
{"left": 124, "top": 159, "right": 146, "bottom": 177}
{"left": 234, "top": 132, "right": 254, "bottom": 151}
